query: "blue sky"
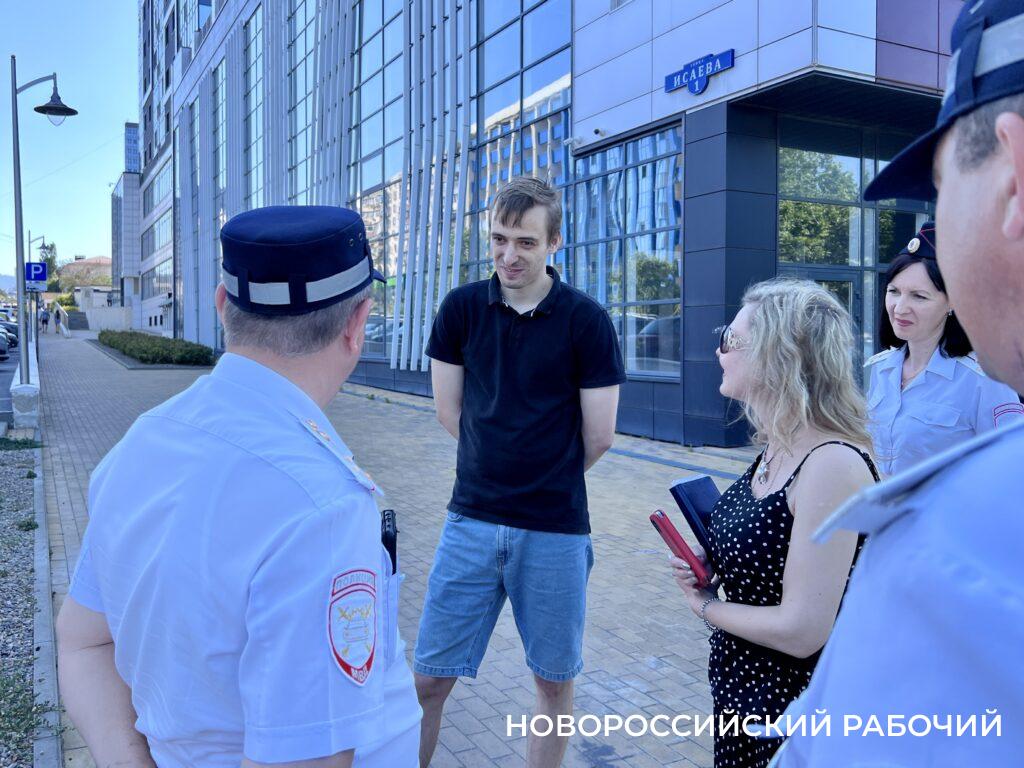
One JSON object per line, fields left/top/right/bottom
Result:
{"left": 0, "top": 1, "right": 138, "bottom": 277}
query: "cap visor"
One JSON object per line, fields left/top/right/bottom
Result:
{"left": 371, "top": 267, "right": 386, "bottom": 282}
{"left": 863, "top": 123, "right": 946, "bottom": 202}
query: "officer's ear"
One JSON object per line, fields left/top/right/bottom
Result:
{"left": 343, "top": 296, "right": 374, "bottom": 353}
{"left": 214, "top": 283, "right": 228, "bottom": 320}
{"left": 995, "top": 112, "right": 1024, "bottom": 243}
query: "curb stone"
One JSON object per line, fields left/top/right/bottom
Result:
{"left": 32, "top": 427, "right": 61, "bottom": 768}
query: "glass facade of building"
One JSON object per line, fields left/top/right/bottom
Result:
{"left": 244, "top": 6, "right": 265, "bottom": 210}
{"left": 776, "top": 116, "right": 930, "bottom": 364}
{"left": 287, "top": 0, "right": 316, "bottom": 203}
{"left": 142, "top": 258, "right": 174, "bottom": 300}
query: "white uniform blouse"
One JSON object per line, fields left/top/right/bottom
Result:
{"left": 865, "top": 345, "right": 1024, "bottom": 476}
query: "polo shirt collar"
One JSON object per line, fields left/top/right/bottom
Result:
{"left": 210, "top": 352, "right": 352, "bottom": 454}
{"left": 487, "top": 265, "right": 563, "bottom": 315}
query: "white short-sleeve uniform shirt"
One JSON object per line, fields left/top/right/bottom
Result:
{"left": 69, "top": 353, "right": 421, "bottom": 766}
{"left": 865, "top": 345, "right": 1023, "bottom": 476}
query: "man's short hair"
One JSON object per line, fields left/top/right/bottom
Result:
{"left": 491, "top": 176, "right": 562, "bottom": 245}
{"left": 954, "top": 93, "right": 1024, "bottom": 170}
{"left": 222, "top": 285, "right": 372, "bottom": 356}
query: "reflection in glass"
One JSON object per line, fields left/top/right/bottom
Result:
{"left": 522, "top": 49, "right": 571, "bottom": 123}
{"left": 481, "top": 21, "right": 521, "bottom": 90}
{"left": 778, "top": 201, "right": 860, "bottom": 265}
{"left": 625, "top": 235, "right": 679, "bottom": 303}
{"left": 877, "top": 210, "right": 928, "bottom": 264}
{"left": 362, "top": 189, "right": 385, "bottom": 239}
{"left": 778, "top": 147, "right": 860, "bottom": 202}
{"left": 623, "top": 304, "right": 680, "bottom": 375}
{"left": 576, "top": 242, "right": 622, "bottom": 304}
{"left": 483, "top": 0, "right": 519, "bottom": 37}
{"left": 482, "top": 76, "right": 520, "bottom": 138}
{"left": 523, "top": 0, "right": 569, "bottom": 66}
{"left": 361, "top": 154, "right": 382, "bottom": 191}
{"left": 522, "top": 112, "right": 569, "bottom": 186}
{"left": 384, "top": 141, "right": 402, "bottom": 183}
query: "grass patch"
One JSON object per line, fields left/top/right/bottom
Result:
{"left": 0, "top": 666, "right": 56, "bottom": 761}
{"left": 15, "top": 518, "right": 37, "bottom": 532}
{"left": 98, "top": 330, "right": 214, "bottom": 366}
{"left": 0, "top": 438, "right": 40, "bottom": 451}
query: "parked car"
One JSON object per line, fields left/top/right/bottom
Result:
{"left": 1, "top": 322, "right": 18, "bottom": 348}
{"left": 0, "top": 331, "right": 9, "bottom": 361}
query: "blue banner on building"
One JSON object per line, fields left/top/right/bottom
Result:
{"left": 664, "top": 50, "right": 735, "bottom": 95}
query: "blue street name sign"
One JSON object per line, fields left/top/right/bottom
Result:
{"left": 25, "top": 261, "right": 47, "bottom": 292}
{"left": 664, "top": 49, "right": 735, "bottom": 95}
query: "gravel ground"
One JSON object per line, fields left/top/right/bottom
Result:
{"left": 0, "top": 443, "right": 45, "bottom": 767}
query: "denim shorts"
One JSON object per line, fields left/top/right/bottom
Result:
{"left": 414, "top": 511, "right": 594, "bottom": 682}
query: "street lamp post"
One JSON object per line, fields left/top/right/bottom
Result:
{"left": 9, "top": 55, "right": 76, "bottom": 384}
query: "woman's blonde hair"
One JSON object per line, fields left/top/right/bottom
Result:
{"left": 739, "top": 278, "right": 871, "bottom": 454}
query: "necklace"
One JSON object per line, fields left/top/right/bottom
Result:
{"left": 755, "top": 446, "right": 776, "bottom": 485}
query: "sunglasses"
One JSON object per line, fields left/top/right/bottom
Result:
{"left": 713, "top": 325, "right": 747, "bottom": 354}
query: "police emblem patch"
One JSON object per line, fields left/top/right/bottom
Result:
{"left": 328, "top": 569, "right": 376, "bottom": 685}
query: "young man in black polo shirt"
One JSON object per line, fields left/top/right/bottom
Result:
{"left": 414, "top": 177, "right": 625, "bottom": 767}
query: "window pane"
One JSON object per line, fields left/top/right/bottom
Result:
{"left": 361, "top": 110, "right": 384, "bottom": 154}
{"left": 384, "top": 99, "right": 403, "bottom": 141}
{"left": 625, "top": 163, "right": 656, "bottom": 233}
{"left": 362, "top": 0, "right": 382, "bottom": 42}
{"left": 522, "top": 48, "right": 570, "bottom": 122}
{"left": 654, "top": 155, "right": 682, "bottom": 229}
{"left": 361, "top": 31, "right": 383, "bottom": 78}
{"left": 384, "top": 140, "right": 403, "bottom": 183}
{"left": 521, "top": 111, "right": 569, "bottom": 186}
{"left": 624, "top": 304, "right": 680, "bottom": 375}
{"left": 778, "top": 201, "right": 861, "bottom": 265}
{"left": 877, "top": 209, "right": 929, "bottom": 264}
{"left": 779, "top": 119, "right": 861, "bottom": 202}
{"left": 361, "top": 155, "right": 383, "bottom": 190}
{"left": 575, "top": 241, "right": 622, "bottom": 305}
{"left": 481, "top": 21, "right": 520, "bottom": 90}
{"left": 361, "top": 71, "right": 383, "bottom": 116}
{"left": 481, "top": 76, "right": 520, "bottom": 137}
{"left": 384, "top": 58, "right": 403, "bottom": 103}
{"left": 384, "top": 16, "right": 402, "bottom": 61}
{"left": 483, "top": 0, "right": 519, "bottom": 37}
{"left": 626, "top": 234, "right": 680, "bottom": 303}
{"left": 523, "top": 0, "right": 569, "bottom": 65}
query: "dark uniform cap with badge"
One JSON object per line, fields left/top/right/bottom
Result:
{"left": 899, "top": 221, "right": 937, "bottom": 260}
{"left": 220, "top": 205, "right": 385, "bottom": 316}
{"left": 864, "top": 0, "right": 1024, "bottom": 202}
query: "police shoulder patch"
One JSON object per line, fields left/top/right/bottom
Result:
{"left": 864, "top": 348, "right": 897, "bottom": 367}
{"left": 328, "top": 569, "right": 376, "bottom": 685}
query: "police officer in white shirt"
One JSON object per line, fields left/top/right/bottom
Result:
{"left": 55, "top": 206, "right": 421, "bottom": 767}
{"left": 866, "top": 220, "right": 1023, "bottom": 476}
{"left": 771, "top": 0, "right": 1024, "bottom": 764}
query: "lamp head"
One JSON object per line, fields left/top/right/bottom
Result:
{"left": 34, "top": 85, "right": 77, "bottom": 126}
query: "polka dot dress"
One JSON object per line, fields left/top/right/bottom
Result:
{"left": 706, "top": 442, "right": 878, "bottom": 768}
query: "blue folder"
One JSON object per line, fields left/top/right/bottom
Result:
{"left": 668, "top": 475, "right": 720, "bottom": 567}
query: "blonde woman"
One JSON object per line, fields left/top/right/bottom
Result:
{"left": 671, "top": 279, "right": 879, "bottom": 768}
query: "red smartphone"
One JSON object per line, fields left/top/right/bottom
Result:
{"left": 650, "top": 509, "right": 711, "bottom": 589}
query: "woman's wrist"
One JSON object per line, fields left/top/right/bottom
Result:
{"left": 700, "top": 595, "right": 721, "bottom": 632}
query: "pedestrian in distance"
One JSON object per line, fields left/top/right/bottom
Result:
{"left": 54, "top": 307, "right": 62, "bottom": 335}
{"left": 40, "top": 306, "right": 49, "bottom": 332}
{"left": 415, "top": 176, "right": 625, "bottom": 768}
{"left": 671, "top": 278, "right": 879, "bottom": 768}
{"left": 771, "top": 0, "right": 1024, "bottom": 764}
{"left": 56, "top": 205, "right": 421, "bottom": 768}
{"left": 865, "top": 220, "right": 1023, "bottom": 477}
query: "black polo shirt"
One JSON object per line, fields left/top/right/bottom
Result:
{"left": 426, "top": 266, "right": 626, "bottom": 534}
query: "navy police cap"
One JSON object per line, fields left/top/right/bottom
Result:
{"left": 896, "top": 221, "right": 937, "bottom": 261}
{"left": 864, "top": 0, "right": 1024, "bottom": 202}
{"left": 220, "top": 205, "right": 384, "bottom": 316}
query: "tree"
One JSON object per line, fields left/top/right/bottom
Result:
{"left": 39, "top": 242, "right": 60, "bottom": 291}
{"left": 777, "top": 148, "right": 859, "bottom": 265}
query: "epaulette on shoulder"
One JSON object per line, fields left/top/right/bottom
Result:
{"left": 864, "top": 348, "right": 897, "bottom": 367}
{"left": 956, "top": 352, "right": 985, "bottom": 376}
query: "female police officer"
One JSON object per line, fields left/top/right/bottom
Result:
{"left": 865, "top": 221, "right": 1023, "bottom": 477}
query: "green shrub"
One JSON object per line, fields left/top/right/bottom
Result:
{"left": 98, "top": 330, "right": 214, "bottom": 366}
{"left": 55, "top": 293, "right": 77, "bottom": 309}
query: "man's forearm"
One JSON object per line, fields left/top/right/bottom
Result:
{"left": 58, "top": 644, "right": 155, "bottom": 768}
{"left": 583, "top": 436, "right": 613, "bottom": 471}
{"left": 438, "top": 408, "right": 461, "bottom": 440}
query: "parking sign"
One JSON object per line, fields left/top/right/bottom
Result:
{"left": 25, "top": 262, "right": 47, "bottom": 292}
